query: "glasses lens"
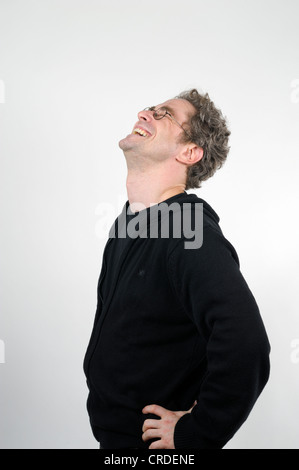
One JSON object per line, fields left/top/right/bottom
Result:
{"left": 144, "top": 106, "right": 166, "bottom": 120}
{"left": 153, "top": 107, "right": 166, "bottom": 120}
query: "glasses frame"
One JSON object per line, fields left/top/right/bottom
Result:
{"left": 143, "top": 106, "right": 192, "bottom": 140}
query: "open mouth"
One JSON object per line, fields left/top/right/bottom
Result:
{"left": 133, "top": 127, "right": 151, "bottom": 137}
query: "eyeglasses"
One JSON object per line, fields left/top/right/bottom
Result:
{"left": 143, "top": 106, "right": 192, "bottom": 140}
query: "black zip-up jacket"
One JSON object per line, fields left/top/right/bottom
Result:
{"left": 83, "top": 192, "right": 270, "bottom": 449}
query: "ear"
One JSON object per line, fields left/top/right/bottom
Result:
{"left": 176, "top": 145, "right": 204, "bottom": 166}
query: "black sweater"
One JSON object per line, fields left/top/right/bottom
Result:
{"left": 83, "top": 191, "right": 270, "bottom": 449}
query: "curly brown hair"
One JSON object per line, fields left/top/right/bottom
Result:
{"left": 175, "top": 89, "right": 231, "bottom": 190}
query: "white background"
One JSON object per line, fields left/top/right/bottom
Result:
{"left": 0, "top": 0, "right": 299, "bottom": 449}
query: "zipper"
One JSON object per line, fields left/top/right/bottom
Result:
{"left": 85, "top": 237, "right": 137, "bottom": 384}
{"left": 84, "top": 236, "right": 114, "bottom": 373}
{"left": 98, "top": 237, "right": 113, "bottom": 304}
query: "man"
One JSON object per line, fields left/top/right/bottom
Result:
{"left": 83, "top": 89, "right": 270, "bottom": 449}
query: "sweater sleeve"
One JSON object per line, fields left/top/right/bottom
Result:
{"left": 167, "top": 226, "right": 271, "bottom": 449}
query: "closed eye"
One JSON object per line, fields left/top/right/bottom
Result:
{"left": 165, "top": 111, "right": 173, "bottom": 118}
{"left": 159, "top": 106, "right": 172, "bottom": 117}
{"left": 150, "top": 106, "right": 172, "bottom": 117}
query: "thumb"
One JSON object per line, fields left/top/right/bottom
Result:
{"left": 187, "top": 400, "right": 197, "bottom": 413}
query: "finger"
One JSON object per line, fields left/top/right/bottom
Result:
{"left": 142, "top": 419, "right": 161, "bottom": 433}
{"left": 142, "top": 428, "right": 162, "bottom": 442}
{"left": 149, "top": 439, "right": 166, "bottom": 450}
{"left": 142, "top": 404, "right": 168, "bottom": 418}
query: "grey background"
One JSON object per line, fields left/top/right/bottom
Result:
{"left": 0, "top": 0, "right": 298, "bottom": 449}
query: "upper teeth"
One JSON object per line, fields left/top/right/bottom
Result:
{"left": 133, "top": 128, "right": 148, "bottom": 137}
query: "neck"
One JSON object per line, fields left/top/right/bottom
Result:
{"left": 126, "top": 166, "right": 186, "bottom": 213}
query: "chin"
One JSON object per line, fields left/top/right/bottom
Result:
{"left": 118, "top": 138, "right": 127, "bottom": 150}
{"left": 119, "top": 135, "right": 137, "bottom": 152}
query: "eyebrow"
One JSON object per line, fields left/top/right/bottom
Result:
{"left": 155, "top": 104, "right": 177, "bottom": 118}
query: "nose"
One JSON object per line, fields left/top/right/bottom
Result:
{"left": 138, "top": 108, "right": 153, "bottom": 122}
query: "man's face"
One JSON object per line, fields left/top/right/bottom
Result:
{"left": 119, "top": 98, "right": 195, "bottom": 164}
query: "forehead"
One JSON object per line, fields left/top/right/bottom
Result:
{"left": 157, "top": 98, "right": 195, "bottom": 120}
